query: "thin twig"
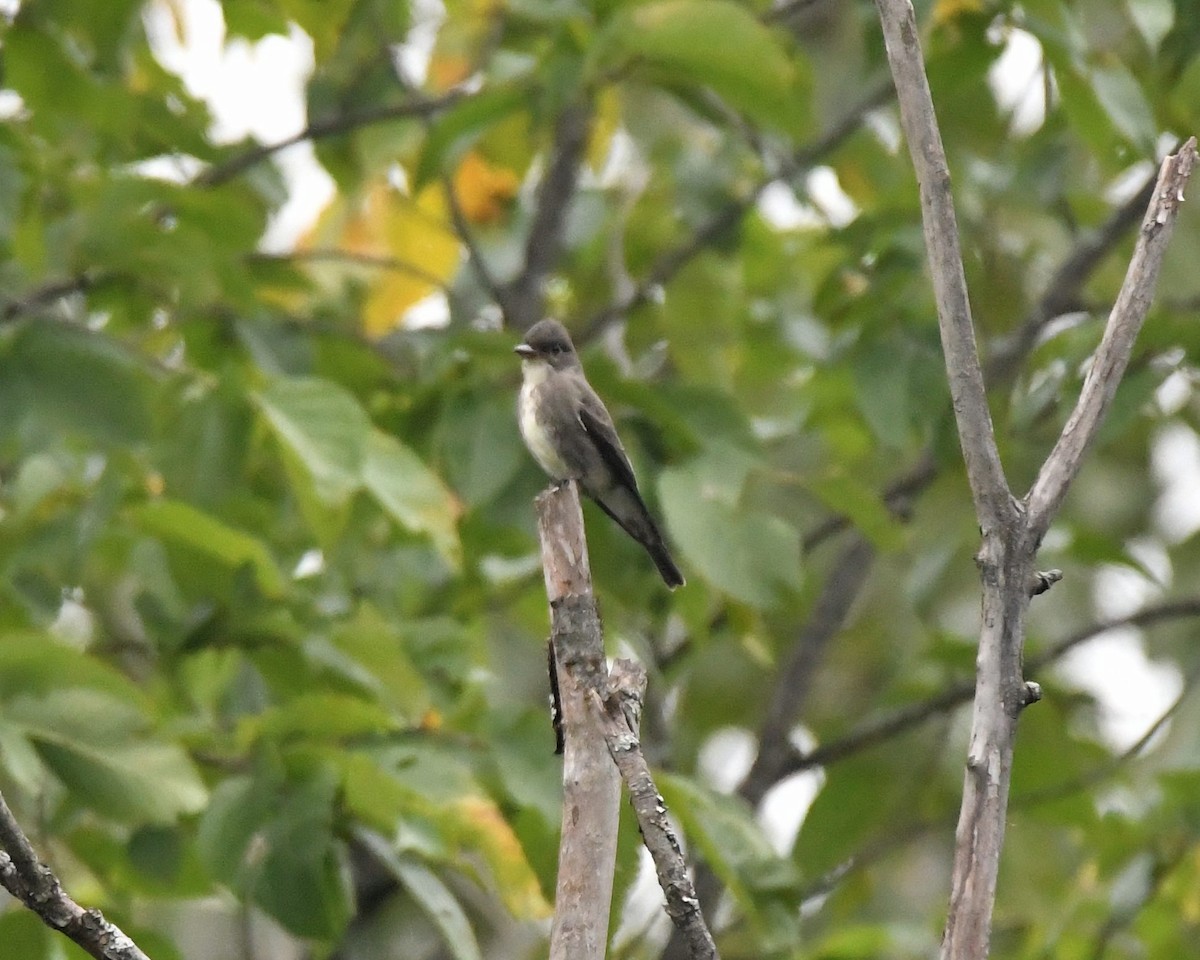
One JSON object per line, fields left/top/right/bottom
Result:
{"left": 1026, "top": 139, "right": 1198, "bottom": 541}
{"left": 779, "top": 597, "right": 1200, "bottom": 776}
{"left": 503, "top": 100, "right": 593, "bottom": 331}
{"left": 249, "top": 249, "right": 452, "bottom": 289}
{"left": 796, "top": 668, "right": 1199, "bottom": 913}
{"left": 0, "top": 791, "right": 152, "bottom": 960}
{"left": 740, "top": 536, "right": 875, "bottom": 805}
{"left": 444, "top": 174, "right": 511, "bottom": 316}
{"left": 195, "top": 89, "right": 469, "bottom": 188}
{"left": 986, "top": 165, "right": 1163, "bottom": 383}
{"left": 1, "top": 274, "right": 94, "bottom": 322}
{"left": 581, "top": 81, "right": 891, "bottom": 340}
{"left": 1015, "top": 658, "right": 1200, "bottom": 809}
{"left": 591, "top": 661, "right": 720, "bottom": 960}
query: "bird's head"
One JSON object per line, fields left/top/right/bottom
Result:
{"left": 514, "top": 319, "right": 580, "bottom": 372}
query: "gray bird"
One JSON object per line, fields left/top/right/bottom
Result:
{"left": 515, "top": 319, "right": 685, "bottom": 589}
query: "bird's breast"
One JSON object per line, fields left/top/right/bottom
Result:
{"left": 519, "top": 380, "right": 571, "bottom": 479}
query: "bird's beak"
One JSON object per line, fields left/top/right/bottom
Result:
{"left": 514, "top": 343, "right": 536, "bottom": 358}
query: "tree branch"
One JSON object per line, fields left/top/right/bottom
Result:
{"left": 986, "top": 163, "right": 1163, "bottom": 383}
{"left": 796, "top": 661, "right": 1199, "bottom": 917}
{"left": 740, "top": 536, "right": 875, "bottom": 805}
{"left": 504, "top": 100, "right": 593, "bottom": 331}
{"left": 663, "top": 537, "right": 876, "bottom": 960}
{"left": 444, "top": 173, "right": 511, "bottom": 318}
{"left": 591, "top": 660, "right": 720, "bottom": 960}
{"left": 0, "top": 790, "right": 152, "bottom": 960}
{"left": 778, "top": 597, "right": 1200, "bottom": 776}
{"left": 536, "top": 481, "right": 621, "bottom": 960}
{"left": 1013, "top": 657, "right": 1200, "bottom": 810}
{"left": 1, "top": 274, "right": 95, "bottom": 322}
{"left": 194, "top": 89, "right": 469, "bottom": 188}
{"left": 1025, "top": 139, "right": 1198, "bottom": 542}
{"left": 581, "top": 80, "right": 891, "bottom": 340}
{"left": 249, "top": 248, "right": 453, "bottom": 290}
{"left": 875, "top": 0, "right": 1012, "bottom": 531}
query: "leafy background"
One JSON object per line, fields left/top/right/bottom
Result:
{"left": 3, "top": 0, "right": 1200, "bottom": 958}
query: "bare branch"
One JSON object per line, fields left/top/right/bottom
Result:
{"left": 664, "top": 537, "right": 876, "bottom": 960}
{"left": 194, "top": 89, "right": 468, "bottom": 188}
{"left": 581, "top": 80, "right": 891, "bottom": 340}
{"left": 444, "top": 174, "right": 511, "bottom": 317}
{"left": 1026, "top": 139, "right": 1198, "bottom": 541}
{"left": 875, "top": 0, "right": 1012, "bottom": 531}
{"left": 1, "top": 274, "right": 94, "bottom": 322}
{"left": 249, "top": 249, "right": 452, "bottom": 290}
{"left": 777, "top": 597, "right": 1200, "bottom": 776}
{"left": 740, "top": 536, "right": 874, "bottom": 805}
{"left": 504, "top": 101, "right": 593, "bottom": 331}
{"left": 0, "top": 791, "right": 152, "bottom": 960}
{"left": 987, "top": 163, "right": 1164, "bottom": 383}
{"left": 798, "top": 664, "right": 1198, "bottom": 915}
{"left": 536, "top": 481, "right": 621, "bottom": 960}
{"left": 591, "top": 661, "right": 720, "bottom": 960}
{"left": 1014, "top": 657, "right": 1200, "bottom": 809}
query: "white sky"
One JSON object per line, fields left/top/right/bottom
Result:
{"left": 145, "top": 0, "right": 334, "bottom": 250}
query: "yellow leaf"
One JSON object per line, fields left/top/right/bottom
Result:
{"left": 428, "top": 53, "right": 472, "bottom": 92}
{"left": 452, "top": 151, "right": 520, "bottom": 225}
{"left": 587, "top": 87, "right": 622, "bottom": 171}
{"left": 431, "top": 0, "right": 506, "bottom": 89}
{"left": 452, "top": 796, "right": 552, "bottom": 919}
{"left": 302, "top": 179, "right": 462, "bottom": 338}
{"left": 933, "top": 0, "right": 983, "bottom": 24}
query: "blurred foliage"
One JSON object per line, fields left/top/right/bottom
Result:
{"left": 1, "top": 0, "right": 1200, "bottom": 958}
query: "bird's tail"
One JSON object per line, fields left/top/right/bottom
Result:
{"left": 646, "top": 539, "right": 685, "bottom": 589}
{"left": 593, "top": 488, "right": 686, "bottom": 589}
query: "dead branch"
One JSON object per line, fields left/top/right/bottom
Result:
{"left": 0, "top": 790, "right": 152, "bottom": 960}
{"left": 536, "top": 481, "right": 621, "bottom": 960}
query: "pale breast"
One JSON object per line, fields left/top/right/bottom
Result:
{"left": 519, "top": 380, "right": 571, "bottom": 479}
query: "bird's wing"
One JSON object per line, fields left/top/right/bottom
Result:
{"left": 576, "top": 386, "right": 640, "bottom": 492}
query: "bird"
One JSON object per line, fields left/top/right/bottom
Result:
{"left": 514, "top": 319, "right": 685, "bottom": 588}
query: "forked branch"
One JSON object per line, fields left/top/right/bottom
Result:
{"left": 1026, "top": 139, "right": 1198, "bottom": 541}
{"left": 873, "top": 2, "right": 1196, "bottom": 959}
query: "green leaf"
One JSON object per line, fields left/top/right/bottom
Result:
{"left": 808, "top": 473, "right": 906, "bottom": 550}
{"left": 198, "top": 769, "right": 353, "bottom": 939}
{"left": 364, "top": 429, "right": 463, "bottom": 569}
{"left": 434, "top": 390, "right": 525, "bottom": 508}
{"left": 247, "top": 691, "right": 400, "bottom": 744}
{"left": 0, "top": 321, "right": 159, "bottom": 446}
{"left": 593, "top": 0, "right": 801, "bottom": 132}
{"left": 356, "top": 830, "right": 483, "bottom": 960}
{"left": 658, "top": 773, "right": 801, "bottom": 941}
{"left": 132, "top": 499, "right": 286, "bottom": 597}
{"left": 659, "top": 457, "right": 801, "bottom": 608}
{"left": 1127, "top": 0, "right": 1174, "bottom": 50}
{"left": 415, "top": 84, "right": 530, "bottom": 189}
{"left": 852, "top": 338, "right": 915, "bottom": 450}
{"left": 277, "top": 0, "right": 357, "bottom": 59}
{"left": 16, "top": 710, "right": 206, "bottom": 824}
{"left": 256, "top": 376, "right": 372, "bottom": 507}
{"left": 1090, "top": 64, "right": 1157, "bottom": 151}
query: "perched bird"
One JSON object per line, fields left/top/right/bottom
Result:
{"left": 515, "top": 319, "right": 685, "bottom": 588}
